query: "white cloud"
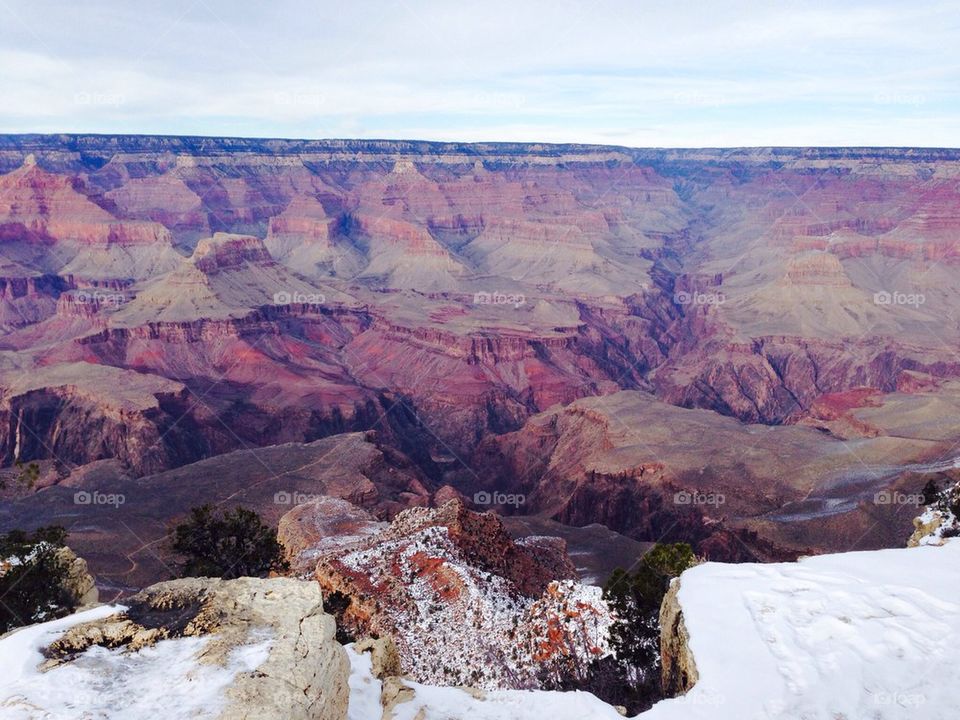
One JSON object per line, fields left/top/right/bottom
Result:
{"left": 0, "top": 0, "right": 957, "bottom": 146}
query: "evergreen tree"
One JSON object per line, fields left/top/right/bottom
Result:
{"left": 171, "top": 505, "right": 288, "bottom": 579}
{"left": 921, "top": 479, "right": 941, "bottom": 507}
{"left": 540, "top": 543, "right": 697, "bottom": 714}
{"left": 601, "top": 543, "right": 697, "bottom": 710}
{"left": 0, "top": 526, "right": 73, "bottom": 633}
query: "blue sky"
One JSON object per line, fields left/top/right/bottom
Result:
{"left": 1, "top": 0, "right": 958, "bottom": 146}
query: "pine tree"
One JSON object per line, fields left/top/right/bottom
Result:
{"left": 171, "top": 505, "right": 288, "bottom": 579}
{"left": 0, "top": 526, "right": 73, "bottom": 633}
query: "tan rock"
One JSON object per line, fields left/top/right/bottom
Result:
{"left": 54, "top": 546, "right": 99, "bottom": 607}
{"left": 659, "top": 577, "right": 698, "bottom": 697}
{"left": 44, "top": 576, "right": 350, "bottom": 720}
{"left": 354, "top": 636, "right": 402, "bottom": 678}
{"left": 908, "top": 510, "right": 948, "bottom": 547}
{"left": 381, "top": 676, "right": 416, "bottom": 720}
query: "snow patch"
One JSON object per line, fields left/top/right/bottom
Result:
{"left": 0, "top": 604, "right": 274, "bottom": 720}
{"left": 346, "top": 645, "right": 623, "bottom": 720}
{"left": 642, "top": 541, "right": 960, "bottom": 720}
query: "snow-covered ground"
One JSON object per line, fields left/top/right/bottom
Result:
{"left": 643, "top": 540, "right": 960, "bottom": 720}
{"left": 350, "top": 540, "right": 960, "bottom": 719}
{"left": 0, "top": 604, "right": 273, "bottom": 720}
{"left": 346, "top": 645, "right": 624, "bottom": 720}
{"left": 5, "top": 540, "right": 959, "bottom": 719}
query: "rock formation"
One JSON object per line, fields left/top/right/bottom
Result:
{"left": 32, "top": 576, "right": 350, "bottom": 720}
{"left": 302, "top": 498, "right": 611, "bottom": 689}
{"left": 55, "top": 545, "right": 99, "bottom": 608}
{"left": 658, "top": 578, "right": 697, "bottom": 697}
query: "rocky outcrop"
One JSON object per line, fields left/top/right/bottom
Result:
{"left": 307, "top": 499, "right": 609, "bottom": 689}
{"left": 0, "top": 370, "right": 209, "bottom": 476}
{"left": 42, "top": 576, "right": 350, "bottom": 720}
{"left": 278, "top": 496, "right": 386, "bottom": 574}
{"left": 908, "top": 479, "right": 960, "bottom": 547}
{"left": 353, "top": 635, "right": 402, "bottom": 679}
{"left": 55, "top": 546, "right": 99, "bottom": 608}
{"left": 659, "top": 578, "right": 698, "bottom": 697}
{"left": 192, "top": 233, "right": 275, "bottom": 274}
{"left": 475, "top": 389, "right": 946, "bottom": 559}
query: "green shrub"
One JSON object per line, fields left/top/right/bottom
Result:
{"left": 171, "top": 505, "right": 288, "bottom": 579}
{"left": 0, "top": 526, "right": 73, "bottom": 633}
{"left": 601, "top": 543, "right": 697, "bottom": 712}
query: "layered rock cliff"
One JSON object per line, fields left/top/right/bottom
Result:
{"left": 1, "top": 135, "right": 960, "bottom": 565}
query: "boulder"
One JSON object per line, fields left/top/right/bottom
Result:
{"left": 55, "top": 546, "right": 99, "bottom": 608}
{"left": 30, "top": 576, "right": 350, "bottom": 720}
{"left": 354, "top": 635, "right": 402, "bottom": 679}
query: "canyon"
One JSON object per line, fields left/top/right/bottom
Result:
{"left": 0, "top": 136, "right": 959, "bottom": 584}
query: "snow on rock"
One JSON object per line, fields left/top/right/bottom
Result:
{"left": 0, "top": 576, "right": 350, "bottom": 720}
{"left": 0, "top": 604, "right": 271, "bottom": 720}
{"left": 311, "top": 499, "right": 612, "bottom": 690}
{"left": 645, "top": 540, "right": 960, "bottom": 720}
{"left": 909, "top": 479, "right": 959, "bottom": 546}
{"left": 346, "top": 645, "right": 623, "bottom": 720}
{"left": 346, "top": 646, "right": 386, "bottom": 720}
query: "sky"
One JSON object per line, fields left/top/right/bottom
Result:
{"left": 0, "top": 0, "right": 958, "bottom": 147}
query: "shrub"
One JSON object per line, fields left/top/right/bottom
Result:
{"left": 921, "top": 479, "right": 941, "bottom": 507}
{"left": 324, "top": 590, "right": 357, "bottom": 644}
{"left": 575, "top": 543, "right": 697, "bottom": 713}
{"left": 171, "top": 505, "right": 288, "bottom": 579}
{"left": 0, "top": 526, "right": 73, "bottom": 633}
{"left": 0, "top": 461, "right": 41, "bottom": 491}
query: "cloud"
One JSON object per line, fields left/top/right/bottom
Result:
{"left": 0, "top": 0, "right": 957, "bottom": 146}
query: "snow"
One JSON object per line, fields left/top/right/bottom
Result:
{"left": 346, "top": 645, "right": 386, "bottom": 720}
{"left": 4, "top": 539, "right": 956, "bottom": 720}
{"left": 915, "top": 505, "right": 957, "bottom": 545}
{"left": 346, "top": 644, "right": 623, "bottom": 720}
{"left": 642, "top": 540, "right": 960, "bottom": 720}
{"left": 913, "top": 479, "right": 959, "bottom": 545}
{"left": 0, "top": 604, "right": 274, "bottom": 720}
{"left": 335, "top": 522, "right": 612, "bottom": 689}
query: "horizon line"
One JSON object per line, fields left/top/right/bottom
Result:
{"left": 1, "top": 131, "right": 959, "bottom": 154}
